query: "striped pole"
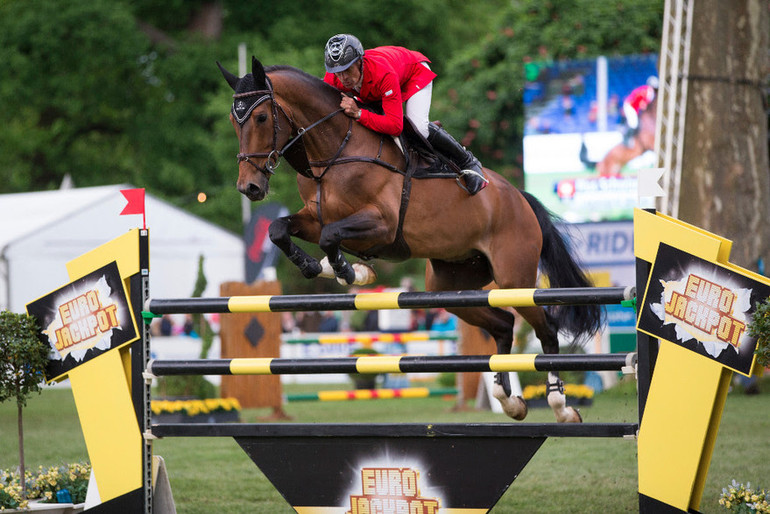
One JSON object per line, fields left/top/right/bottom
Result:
{"left": 145, "top": 286, "right": 635, "bottom": 315}
{"left": 287, "top": 387, "right": 458, "bottom": 402}
{"left": 282, "top": 331, "right": 459, "bottom": 345}
{"left": 147, "top": 352, "right": 636, "bottom": 376}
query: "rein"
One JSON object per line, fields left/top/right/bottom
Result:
{"left": 233, "top": 76, "right": 406, "bottom": 180}
{"left": 234, "top": 77, "right": 346, "bottom": 178}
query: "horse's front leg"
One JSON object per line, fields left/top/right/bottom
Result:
{"left": 317, "top": 209, "right": 391, "bottom": 285}
{"left": 268, "top": 213, "right": 323, "bottom": 279}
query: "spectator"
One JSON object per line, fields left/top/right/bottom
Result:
{"left": 295, "top": 311, "right": 323, "bottom": 333}
{"left": 318, "top": 312, "right": 339, "bottom": 333}
{"left": 430, "top": 309, "right": 458, "bottom": 332}
{"left": 363, "top": 310, "right": 379, "bottom": 332}
{"left": 181, "top": 314, "right": 198, "bottom": 338}
{"left": 159, "top": 315, "right": 174, "bottom": 336}
{"left": 281, "top": 312, "right": 297, "bottom": 334}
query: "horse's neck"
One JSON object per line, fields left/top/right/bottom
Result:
{"left": 274, "top": 74, "right": 397, "bottom": 163}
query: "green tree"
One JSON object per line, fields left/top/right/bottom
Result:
{"left": 0, "top": 0, "right": 153, "bottom": 191}
{"left": 0, "top": 311, "right": 49, "bottom": 497}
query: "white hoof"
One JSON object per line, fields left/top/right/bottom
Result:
{"left": 547, "top": 372, "right": 582, "bottom": 423}
{"left": 492, "top": 383, "right": 528, "bottom": 420}
{"left": 318, "top": 257, "right": 335, "bottom": 279}
{"left": 319, "top": 258, "right": 377, "bottom": 286}
{"left": 351, "top": 262, "right": 377, "bottom": 285}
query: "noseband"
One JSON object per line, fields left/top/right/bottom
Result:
{"left": 233, "top": 76, "right": 343, "bottom": 177}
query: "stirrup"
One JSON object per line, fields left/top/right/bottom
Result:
{"left": 456, "top": 168, "right": 489, "bottom": 195}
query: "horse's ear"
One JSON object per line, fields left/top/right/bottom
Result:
{"left": 251, "top": 56, "right": 267, "bottom": 88}
{"left": 216, "top": 61, "right": 239, "bottom": 91}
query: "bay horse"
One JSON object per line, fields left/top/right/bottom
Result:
{"left": 218, "top": 57, "right": 603, "bottom": 423}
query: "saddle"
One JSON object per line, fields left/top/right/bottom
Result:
{"left": 396, "top": 118, "right": 458, "bottom": 179}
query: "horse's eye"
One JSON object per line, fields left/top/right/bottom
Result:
{"left": 256, "top": 113, "right": 268, "bottom": 123}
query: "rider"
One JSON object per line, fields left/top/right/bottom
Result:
{"left": 323, "top": 34, "right": 488, "bottom": 195}
{"left": 621, "top": 75, "right": 658, "bottom": 146}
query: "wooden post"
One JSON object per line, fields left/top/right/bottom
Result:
{"left": 219, "top": 281, "right": 288, "bottom": 419}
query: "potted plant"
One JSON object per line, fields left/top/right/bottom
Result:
{"left": 0, "top": 310, "right": 50, "bottom": 507}
{"left": 349, "top": 347, "right": 381, "bottom": 390}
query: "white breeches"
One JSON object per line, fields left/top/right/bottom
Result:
{"left": 404, "top": 62, "right": 433, "bottom": 139}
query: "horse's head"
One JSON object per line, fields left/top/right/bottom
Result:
{"left": 218, "top": 57, "right": 290, "bottom": 201}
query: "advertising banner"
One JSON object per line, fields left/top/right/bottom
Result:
{"left": 638, "top": 243, "right": 769, "bottom": 376}
{"left": 524, "top": 54, "right": 658, "bottom": 222}
{"left": 26, "top": 261, "right": 139, "bottom": 382}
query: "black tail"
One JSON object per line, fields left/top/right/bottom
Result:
{"left": 520, "top": 190, "right": 604, "bottom": 345}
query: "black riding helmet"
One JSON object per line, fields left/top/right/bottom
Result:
{"left": 324, "top": 34, "right": 364, "bottom": 73}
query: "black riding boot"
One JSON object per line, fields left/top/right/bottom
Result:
{"left": 428, "top": 123, "right": 488, "bottom": 195}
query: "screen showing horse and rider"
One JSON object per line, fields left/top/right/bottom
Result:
{"left": 523, "top": 53, "right": 659, "bottom": 223}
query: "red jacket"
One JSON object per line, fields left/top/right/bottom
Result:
{"left": 324, "top": 46, "right": 437, "bottom": 135}
{"left": 624, "top": 85, "right": 655, "bottom": 114}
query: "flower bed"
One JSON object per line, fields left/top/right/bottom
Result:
{"left": 719, "top": 480, "right": 769, "bottom": 512}
{"left": 1, "top": 462, "right": 90, "bottom": 512}
{"left": 151, "top": 397, "right": 241, "bottom": 423}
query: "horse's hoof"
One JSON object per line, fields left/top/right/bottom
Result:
{"left": 351, "top": 263, "right": 377, "bottom": 285}
{"left": 554, "top": 406, "right": 582, "bottom": 423}
{"left": 492, "top": 384, "right": 528, "bottom": 420}
{"left": 548, "top": 391, "right": 582, "bottom": 423}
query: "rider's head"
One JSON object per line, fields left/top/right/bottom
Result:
{"left": 646, "top": 75, "right": 659, "bottom": 90}
{"left": 324, "top": 34, "right": 364, "bottom": 73}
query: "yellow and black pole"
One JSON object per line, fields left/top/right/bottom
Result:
{"left": 145, "top": 286, "right": 635, "bottom": 315}
{"left": 147, "top": 352, "right": 636, "bottom": 377}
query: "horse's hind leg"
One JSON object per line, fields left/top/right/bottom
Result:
{"left": 449, "top": 304, "right": 529, "bottom": 420}
{"left": 516, "top": 305, "right": 582, "bottom": 423}
{"left": 426, "top": 259, "right": 528, "bottom": 420}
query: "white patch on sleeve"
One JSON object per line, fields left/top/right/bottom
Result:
{"left": 384, "top": 89, "right": 393, "bottom": 97}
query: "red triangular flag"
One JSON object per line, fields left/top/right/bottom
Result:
{"left": 120, "top": 188, "right": 145, "bottom": 215}
{"left": 120, "top": 188, "right": 146, "bottom": 228}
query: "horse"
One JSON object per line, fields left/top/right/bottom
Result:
{"left": 218, "top": 57, "right": 603, "bottom": 423}
{"left": 594, "top": 98, "right": 657, "bottom": 176}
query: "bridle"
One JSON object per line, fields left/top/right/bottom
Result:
{"left": 231, "top": 70, "right": 412, "bottom": 234}
{"left": 233, "top": 75, "right": 344, "bottom": 178}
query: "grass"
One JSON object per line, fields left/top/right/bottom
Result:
{"left": 1, "top": 376, "right": 769, "bottom": 513}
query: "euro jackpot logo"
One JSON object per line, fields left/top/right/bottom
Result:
{"left": 27, "top": 261, "right": 139, "bottom": 382}
{"left": 347, "top": 467, "right": 440, "bottom": 514}
{"left": 638, "top": 243, "right": 770, "bottom": 376}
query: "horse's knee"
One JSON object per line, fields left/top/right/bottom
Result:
{"left": 268, "top": 218, "right": 290, "bottom": 246}
{"left": 318, "top": 227, "right": 341, "bottom": 256}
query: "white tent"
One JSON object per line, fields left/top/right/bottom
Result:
{"left": 0, "top": 185, "right": 245, "bottom": 313}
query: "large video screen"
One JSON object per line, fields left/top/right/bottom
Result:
{"left": 523, "top": 54, "right": 658, "bottom": 222}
